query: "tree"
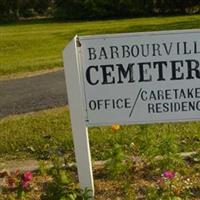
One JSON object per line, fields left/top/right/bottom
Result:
{"left": 0, "top": 0, "right": 200, "bottom": 22}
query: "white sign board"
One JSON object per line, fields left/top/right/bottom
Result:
{"left": 78, "top": 30, "right": 200, "bottom": 126}
{"left": 63, "top": 29, "right": 200, "bottom": 197}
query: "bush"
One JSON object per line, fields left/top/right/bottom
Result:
{"left": 1, "top": 0, "right": 200, "bottom": 22}
{"left": 53, "top": 0, "right": 200, "bottom": 20}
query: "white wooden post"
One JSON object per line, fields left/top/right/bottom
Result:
{"left": 63, "top": 36, "right": 94, "bottom": 197}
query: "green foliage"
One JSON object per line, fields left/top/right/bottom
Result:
{"left": 0, "top": 0, "right": 51, "bottom": 22}
{"left": 40, "top": 156, "right": 92, "bottom": 200}
{"left": 0, "top": 0, "right": 200, "bottom": 22}
{"left": 53, "top": 0, "right": 200, "bottom": 20}
{"left": 105, "top": 144, "right": 129, "bottom": 179}
{"left": 38, "top": 160, "right": 49, "bottom": 176}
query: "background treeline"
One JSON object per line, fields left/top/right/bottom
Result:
{"left": 0, "top": 0, "right": 52, "bottom": 21}
{"left": 1, "top": 0, "right": 200, "bottom": 22}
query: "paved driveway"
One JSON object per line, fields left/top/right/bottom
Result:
{"left": 0, "top": 69, "right": 68, "bottom": 118}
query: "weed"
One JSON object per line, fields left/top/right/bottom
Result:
{"left": 40, "top": 156, "right": 92, "bottom": 200}
{"left": 136, "top": 124, "right": 184, "bottom": 171}
{"left": 105, "top": 144, "right": 128, "bottom": 179}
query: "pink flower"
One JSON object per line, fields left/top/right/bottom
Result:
{"left": 22, "top": 171, "right": 33, "bottom": 182}
{"left": 163, "top": 170, "right": 175, "bottom": 180}
{"left": 21, "top": 180, "right": 30, "bottom": 189}
{"left": 21, "top": 172, "right": 33, "bottom": 189}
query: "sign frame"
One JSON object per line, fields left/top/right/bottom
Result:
{"left": 63, "top": 37, "right": 94, "bottom": 196}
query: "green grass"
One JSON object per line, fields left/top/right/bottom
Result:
{"left": 0, "top": 106, "right": 199, "bottom": 162}
{"left": 1, "top": 15, "right": 200, "bottom": 77}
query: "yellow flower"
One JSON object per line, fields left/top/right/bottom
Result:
{"left": 111, "top": 124, "right": 120, "bottom": 131}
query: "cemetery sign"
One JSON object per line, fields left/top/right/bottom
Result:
{"left": 63, "top": 29, "right": 200, "bottom": 197}
{"left": 78, "top": 29, "right": 200, "bottom": 126}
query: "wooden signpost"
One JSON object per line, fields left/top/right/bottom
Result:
{"left": 63, "top": 29, "right": 200, "bottom": 197}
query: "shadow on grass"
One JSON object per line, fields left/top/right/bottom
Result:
{"left": 48, "top": 18, "right": 200, "bottom": 42}
{"left": 92, "top": 19, "right": 200, "bottom": 35}
{"left": 0, "top": 17, "right": 53, "bottom": 26}
{"left": 128, "top": 19, "right": 200, "bottom": 32}
{"left": 0, "top": 17, "right": 105, "bottom": 26}
{"left": 1, "top": 14, "right": 200, "bottom": 28}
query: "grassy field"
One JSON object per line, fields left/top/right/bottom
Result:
{"left": 1, "top": 15, "right": 200, "bottom": 77}
{"left": 0, "top": 106, "right": 199, "bottom": 162}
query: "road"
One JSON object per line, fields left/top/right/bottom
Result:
{"left": 0, "top": 69, "right": 68, "bottom": 118}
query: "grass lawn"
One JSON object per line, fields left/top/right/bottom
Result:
{"left": 0, "top": 106, "right": 199, "bottom": 162}
{"left": 1, "top": 15, "right": 200, "bottom": 77}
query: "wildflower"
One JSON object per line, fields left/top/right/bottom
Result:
{"left": 112, "top": 124, "right": 120, "bottom": 131}
{"left": 21, "top": 171, "right": 33, "bottom": 189}
{"left": 22, "top": 171, "right": 33, "bottom": 182}
{"left": 163, "top": 170, "right": 176, "bottom": 180}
